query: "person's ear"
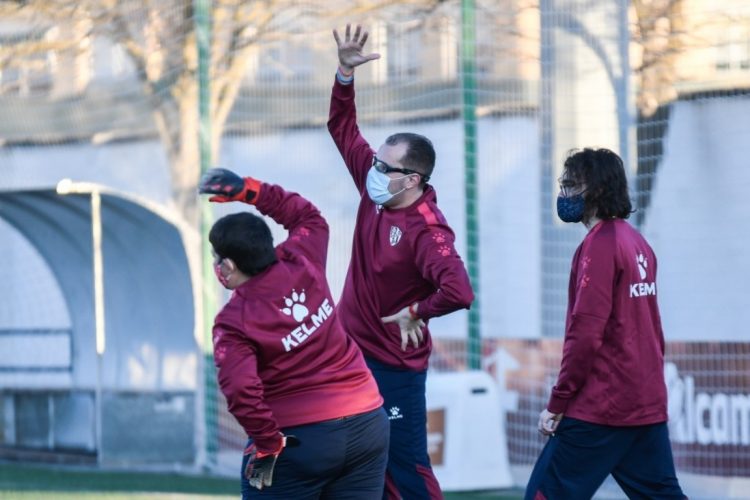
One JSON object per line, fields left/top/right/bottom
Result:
{"left": 407, "top": 173, "right": 422, "bottom": 188}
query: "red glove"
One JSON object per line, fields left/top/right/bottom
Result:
{"left": 198, "top": 167, "right": 261, "bottom": 203}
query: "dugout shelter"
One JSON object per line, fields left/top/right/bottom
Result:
{"left": 0, "top": 187, "right": 197, "bottom": 466}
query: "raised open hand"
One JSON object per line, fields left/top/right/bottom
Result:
{"left": 333, "top": 23, "right": 380, "bottom": 73}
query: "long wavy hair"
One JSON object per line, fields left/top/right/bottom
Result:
{"left": 563, "top": 148, "right": 633, "bottom": 222}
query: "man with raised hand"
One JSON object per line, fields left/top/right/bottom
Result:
{"left": 200, "top": 167, "right": 389, "bottom": 499}
{"left": 327, "top": 24, "right": 475, "bottom": 499}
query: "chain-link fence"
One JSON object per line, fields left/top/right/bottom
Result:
{"left": 1, "top": 0, "right": 749, "bottom": 496}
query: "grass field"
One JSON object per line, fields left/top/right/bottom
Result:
{"left": 0, "top": 462, "right": 524, "bottom": 499}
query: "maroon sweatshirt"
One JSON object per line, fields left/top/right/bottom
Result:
{"left": 547, "top": 219, "right": 668, "bottom": 426}
{"left": 212, "top": 182, "right": 382, "bottom": 452}
{"left": 328, "top": 77, "right": 474, "bottom": 371}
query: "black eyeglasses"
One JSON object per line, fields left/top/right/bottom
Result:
{"left": 558, "top": 177, "right": 583, "bottom": 197}
{"left": 372, "top": 156, "right": 422, "bottom": 178}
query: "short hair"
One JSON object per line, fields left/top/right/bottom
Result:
{"left": 209, "top": 212, "right": 277, "bottom": 276}
{"left": 563, "top": 148, "right": 633, "bottom": 220}
{"left": 385, "top": 132, "right": 435, "bottom": 185}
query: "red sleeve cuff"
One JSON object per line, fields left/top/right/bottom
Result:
{"left": 408, "top": 302, "right": 419, "bottom": 320}
{"left": 332, "top": 76, "right": 355, "bottom": 98}
{"left": 243, "top": 177, "right": 262, "bottom": 205}
{"left": 547, "top": 394, "right": 569, "bottom": 415}
{"left": 252, "top": 432, "right": 283, "bottom": 454}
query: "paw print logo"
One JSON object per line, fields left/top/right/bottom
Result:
{"left": 281, "top": 289, "right": 309, "bottom": 322}
{"left": 290, "top": 228, "right": 311, "bottom": 242}
{"left": 432, "top": 232, "right": 446, "bottom": 244}
{"left": 212, "top": 328, "right": 225, "bottom": 346}
{"left": 215, "top": 345, "right": 227, "bottom": 363}
{"left": 581, "top": 256, "right": 591, "bottom": 269}
{"left": 580, "top": 274, "right": 591, "bottom": 288}
{"left": 390, "top": 406, "right": 400, "bottom": 417}
{"left": 636, "top": 253, "right": 648, "bottom": 280}
{"left": 437, "top": 245, "right": 451, "bottom": 257}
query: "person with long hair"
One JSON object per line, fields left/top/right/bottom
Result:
{"left": 526, "top": 148, "right": 686, "bottom": 499}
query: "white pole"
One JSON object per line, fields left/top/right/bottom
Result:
{"left": 617, "top": 0, "right": 633, "bottom": 174}
{"left": 91, "top": 190, "right": 105, "bottom": 465}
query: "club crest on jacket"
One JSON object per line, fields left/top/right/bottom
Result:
{"left": 389, "top": 226, "right": 403, "bottom": 246}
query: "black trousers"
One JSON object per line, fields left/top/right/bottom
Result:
{"left": 241, "top": 407, "right": 389, "bottom": 500}
{"left": 525, "top": 417, "right": 686, "bottom": 500}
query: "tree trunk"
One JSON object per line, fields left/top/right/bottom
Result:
{"left": 635, "top": 0, "right": 684, "bottom": 116}
{"left": 145, "top": 86, "right": 200, "bottom": 225}
{"left": 163, "top": 81, "right": 201, "bottom": 227}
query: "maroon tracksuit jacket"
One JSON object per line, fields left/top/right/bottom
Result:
{"left": 548, "top": 219, "right": 668, "bottom": 426}
{"left": 328, "top": 77, "right": 474, "bottom": 371}
{"left": 212, "top": 182, "right": 382, "bottom": 452}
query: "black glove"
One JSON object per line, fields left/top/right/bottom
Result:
{"left": 198, "top": 167, "right": 260, "bottom": 203}
{"left": 244, "top": 434, "right": 300, "bottom": 490}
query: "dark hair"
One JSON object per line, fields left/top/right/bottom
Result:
{"left": 563, "top": 148, "right": 633, "bottom": 221}
{"left": 209, "top": 212, "right": 277, "bottom": 276}
{"left": 385, "top": 132, "right": 435, "bottom": 186}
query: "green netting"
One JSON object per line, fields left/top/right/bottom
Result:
{"left": 1, "top": 0, "right": 750, "bottom": 493}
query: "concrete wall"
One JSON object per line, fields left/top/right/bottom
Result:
{"left": 2, "top": 94, "right": 748, "bottom": 347}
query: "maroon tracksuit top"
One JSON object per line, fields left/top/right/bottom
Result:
{"left": 548, "top": 219, "right": 668, "bottom": 426}
{"left": 328, "top": 77, "right": 474, "bottom": 371}
{"left": 212, "top": 182, "right": 383, "bottom": 452}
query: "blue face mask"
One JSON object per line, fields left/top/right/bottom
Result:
{"left": 557, "top": 194, "right": 585, "bottom": 223}
{"left": 366, "top": 167, "right": 407, "bottom": 206}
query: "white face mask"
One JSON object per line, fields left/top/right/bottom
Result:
{"left": 366, "top": 167, "right": 408, "bottom": 206}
